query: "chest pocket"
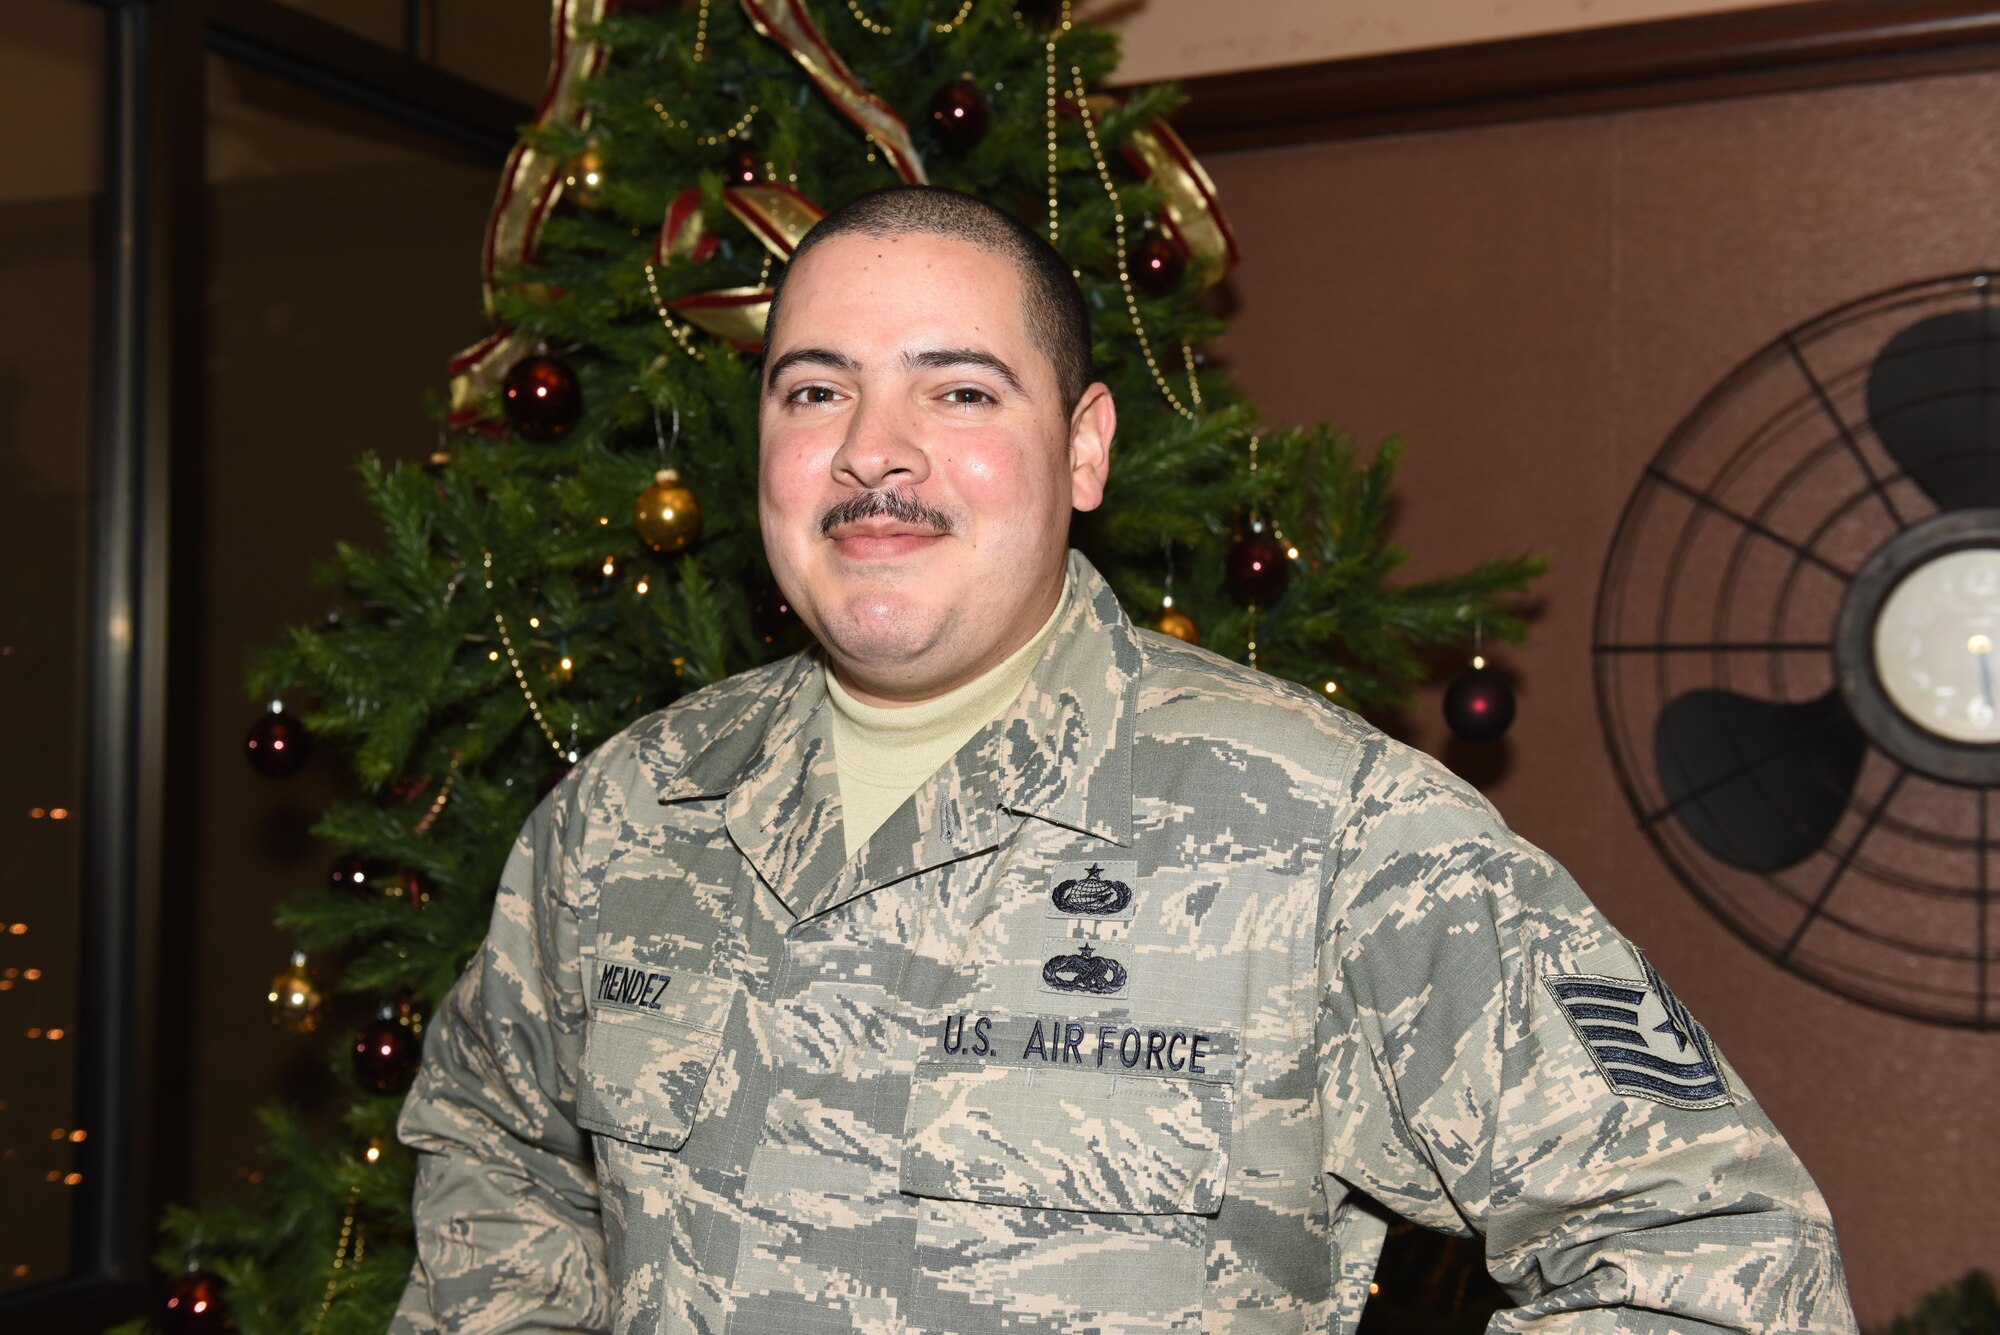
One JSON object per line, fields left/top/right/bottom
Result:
{"left": 900, "top": 1053, "right": 1234, "bottom": 1214}
{"left": 576, "top": 956, "right": 740, "bottom": 1151}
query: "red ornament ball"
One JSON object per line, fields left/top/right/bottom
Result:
{"left": 244, "top": 707, "right": 312, "bottom": 778}
{"left": 501, "top": 354, "right": 583, "bottom": 442}
{"left": 163, "top": 1270, "right": 226, "bottom": 1334}
{"left": 1443, "top": 666, "right": 1516, "bottom": 741}
{"left": 328, "top": 853, "right": 370, "bottom": 893}
{"left": 353, "top": 1015, "right": 422, "bottom": 1092}
{"left": 723, "top": 144, "right": 762, "bottom": 186}
{"left": 1132, "top": 232, "right": 1187, "bottom": 296}
{"left": 927, "top": 80, "right": 991, "bottom": 153}
{"left": 1225, "top": 529, "right": 1291, "bottom": 605}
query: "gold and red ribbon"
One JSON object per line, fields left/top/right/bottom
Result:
{"left": 653, "top": 182, "right": 827, "bottom": 351}
{"left": 738, "top": 0, "right": 926, "bottom": 185}
{"left": 449, "top": 0, "right": 612, "bottom": 424}
{"left": 1088, "top": 95, "right": 1239, "bottom": 286}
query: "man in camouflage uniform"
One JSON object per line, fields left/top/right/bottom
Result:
{"left": 393, "top": 186, "right": 1855, "bottom": 1333}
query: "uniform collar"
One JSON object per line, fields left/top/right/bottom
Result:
{"left": 954, "top": 550, "right": 1138, "bottom": 848}
{"left": 653, "top": 551, "right": 1139, "bottom": 911}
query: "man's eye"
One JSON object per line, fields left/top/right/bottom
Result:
{"left": 788, "top": 385, "right": 841, "bottom": 406}
{"left": 943, "top": 387, "right": 995, "bottom": 406}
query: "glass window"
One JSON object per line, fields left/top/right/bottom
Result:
{"left": 0, "top": 0, "right": 103, "bottom": 1296}
{"left": 192, "top": 53, "right": 499, "bottom": 1201}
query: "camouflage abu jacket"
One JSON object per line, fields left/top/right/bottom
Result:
{"left": 392, "top": 551, "right": 1855, "bottom": 1334}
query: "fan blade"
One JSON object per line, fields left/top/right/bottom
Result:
{"left": 1653, "top": 687, "right": 1866, "bottom": 872}
{"left": 1865, "top": 307, "right": 2000, "bottom": 509}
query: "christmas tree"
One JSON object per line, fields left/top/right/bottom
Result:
{"left": 135, "top": 1, "right": 1545, "bottom": 1330}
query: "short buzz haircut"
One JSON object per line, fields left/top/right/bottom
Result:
{"left": 763, "top": 185, "right": 1095, "bottom": 412}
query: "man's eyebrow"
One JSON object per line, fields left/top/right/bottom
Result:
{"left": 764, "top": 347, "right": 860, "bottom": 388}
{"left": 903, "top": 347, "right": 1028, "bottom": 397}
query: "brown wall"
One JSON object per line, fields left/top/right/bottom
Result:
{"left": 1089, "top": 0, "right": 1789, "bottom": 82}
{"left": 1204, "top": 66, "right": 2000, "bottom": 1325}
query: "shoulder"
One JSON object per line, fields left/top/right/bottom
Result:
{"left": 566, "top": 655, "right": 805, "bottom": 803}
{"left": 1126, "top": 628, "right": 1539, "bottom": 862}
{"left": 1128, "top": 627, "right": 1377, "bottom": 793}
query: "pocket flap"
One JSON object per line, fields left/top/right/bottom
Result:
{"left": 577, "top": 959, "right": 737, "bottom": 1151}
{"left": 901, "top": 1063, "right": 1233, "bottom": 1215}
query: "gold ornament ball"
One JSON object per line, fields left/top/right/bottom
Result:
{"left": 562, "top": 144, "right": 607, "bottom": 210}
{"left": 635, "top": 468, "right": 701, "bottom": 552}
{"left": 1154, "top": 608, "right": 1200, "bottom": 645}
{"left": 266, "top": 953, "right": 324, "bottom": 1034}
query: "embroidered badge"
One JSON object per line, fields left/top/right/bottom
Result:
{"left": 1048, "top": 861, "right": 1136, "bottom": 919}
{"left": 1041, "top": 942, "right": 1128, "bottom": 995}
{"left": 1544, "top": 956, "right": 1732, "bottom": 1110}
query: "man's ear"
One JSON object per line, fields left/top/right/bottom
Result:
{"left": 1067, "top": 382, "right": 1116, "bottom": 513}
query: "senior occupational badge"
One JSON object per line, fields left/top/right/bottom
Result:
{"left": 1041, "top": 942, "right": 1129, "bottom": 996}
{"left": 1047, "top": 861, "right": 1136, "bottom": 919}
{"left": 1544, "top": 955, "right": 1732, "bottom": 1110}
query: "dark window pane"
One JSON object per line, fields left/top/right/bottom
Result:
{"left": 0, "top": 0, "right": 103, "bottom": 1295}
{"left": 192, "top": 54, "right": 497, "bottom": 1200}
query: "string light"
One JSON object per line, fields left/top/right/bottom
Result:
{"left": 482, "top": 551, "right": 572, "bottom": 758}
{"left": 839, "top": 0, "right": 974, "bottom": 35}
{"left": 842, "top": 0, "right": 891, "bottom": 35}
{"left": 1043, "top": 33, "right": 1061, "bottom": 246}
{"left": 647, "top": 99, "right": 760, "bottom": 148}
{"left": 643, "top": 261, "right": 706, "bottom": 362}
{"left": 314, "top": 1188, "right": 367, "bottom": 1331}
{"left": 1069, "top": 66, "right": 1198, "bottom": 421}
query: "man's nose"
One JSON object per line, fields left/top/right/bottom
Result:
{"left": 830, "top": 392, "right": 929, "bottom": 491}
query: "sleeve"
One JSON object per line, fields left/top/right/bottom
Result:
{"left": 390, "top": 778, "right": 611, "bottom": 1335}
{"left": 1313, "top": 732, "right": 1857, "bottom": 1333}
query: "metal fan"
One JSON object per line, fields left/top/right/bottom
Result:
{"left": 1594, "top": 273, "right": 2000, "bottom": 1027}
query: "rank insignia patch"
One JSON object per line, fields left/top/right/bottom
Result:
{"left": 1544, "top": 956, "right": 1732, "bottom": 1110}
{"left": 1047, "top": 861, "right": 1137, "bottom": 919}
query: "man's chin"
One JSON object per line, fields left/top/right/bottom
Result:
{"left": 818, "top": 601, "right": 952, "bottom": 674}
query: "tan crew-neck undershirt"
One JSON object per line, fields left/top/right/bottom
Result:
{"left": 825, "top": 573, "right": 1071, "bottom": 859}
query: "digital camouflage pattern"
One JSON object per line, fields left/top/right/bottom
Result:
{"left": 392, "top": 551, "right": 1855, "bottom": 1334}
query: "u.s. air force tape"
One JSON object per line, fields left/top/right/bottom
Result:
{"left": 925, "top": 1009, "right": 1238, "bottom": 1085}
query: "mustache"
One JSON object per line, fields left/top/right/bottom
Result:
{"left": 818, "top": 488, "right": 957, "bottom": 538}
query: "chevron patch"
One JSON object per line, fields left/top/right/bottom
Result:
{"left": 1544, "top": 956, "right": 1733, "bottom": 1111}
